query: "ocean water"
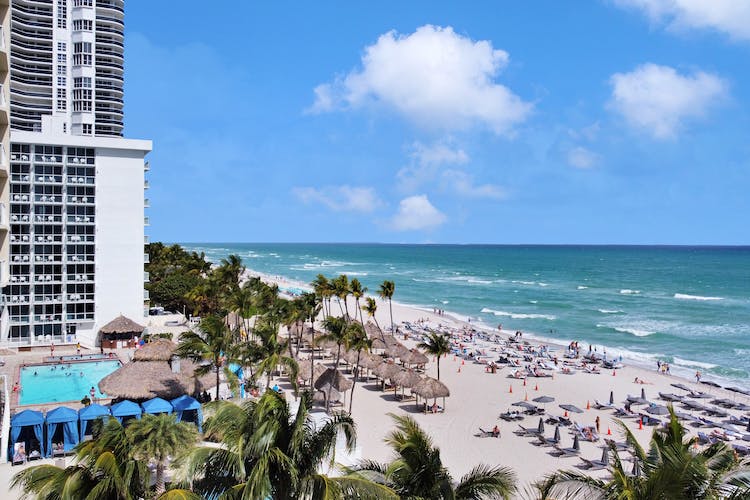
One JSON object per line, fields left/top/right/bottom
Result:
{"left": 182, "top": 244, "right": 750, "bottom": 386}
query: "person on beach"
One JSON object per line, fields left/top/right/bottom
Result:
{"left": 492, "top": 425, "right": 500, "bottom": 438}
{"left": 696, "top": 370, "right": 701, "bottom": 382}
{"left": 595, "top": 416, "right": 600, "bottom": 434}
{"left": 89, "top": 386, "right": 96, "bottom": 401}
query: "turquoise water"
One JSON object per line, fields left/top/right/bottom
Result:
{"left": 183, "top": 244, "right": 750, "bottom": 386}
{"left": 19, "top": 360, "right": 122, "bottom": 405}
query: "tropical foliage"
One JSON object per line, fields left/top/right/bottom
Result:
{"left": 349, "top": 413, "right": 517, "bottom": 499}
{"left": 537, "top": 406, "right": 750, "bottom": 499}
{"left": 418, "top": 331, "right": 452, "bottom": 380}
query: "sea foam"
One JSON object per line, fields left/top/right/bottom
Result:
{"left": 674, "top": 293, "right": 723, "bottom": 301}
{"left": 619, "top": 289, "right": 641, "bottom": 295}
{"left": 481, "top": 307, "right": 556, "bottom": 321}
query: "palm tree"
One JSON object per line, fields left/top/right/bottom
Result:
{"left": 126, "top": 413, "right": 198, "bottom": 496}
{"left": 347, "top": 323, "right": 372, "bottom": 415}
{"left": 332, "top": 274, "right": 350, "bottom": 319}
{"left": 350, "top": 413, "right": 516, "bottom": 499}
{"left": 537, "top": 407, "right": 750, "bottom": 499}
{"left": 252, "top": 323, "right": 299, "bottom": 391}
{"left": 226, "top": 281, "right": 258, "bottom": 340}
{"left": 350, "top": 278, "right": 367, "bottom": 325}
{"left": 311, "top": 274, "right": 332, "bottom": 317}
{"left": 378, "top": 280, "right": 395, "bottom": 333}
{"left": 362, "top": 297, "right": 383, "bottom": 338}
{"left": 12, "top": 418, "right": 151, "bottom": 500}
{"left": 317, "top": 315, "right": 351, "bottom": 412}
{"left": 175, "top": 315, "right": 235, "bottom": 401}
{"left": 179, "top": 390, "right": 395, "bottom": 499}
{"left": 418, "top": 331, "right": 452, "bottom": 380}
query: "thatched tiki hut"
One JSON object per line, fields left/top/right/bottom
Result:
{"left": 412, "top": 377, "right": 450, "bottom": 413}
{"left": 99, "top": 340, "right": 214, "bottom": 401}
{"left": 99, "top": 315, "right": 144, "bottom": 349}
{"left": 313, "top": 368, "right": 353, "bottom": 411}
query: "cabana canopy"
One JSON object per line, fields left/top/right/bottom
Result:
{"left": 141, "top": 397, "right": 173, "bottom": 415}
{"left": 9, "top": 410, "right": 45, "bottom": 461}
{"left": 45, "top": 407, "right": 79, "bottom": 457}
{"left": 170, "top": 395, "right": 203, "bottom": 433}
{"left": 110, "top": 400, "right": 143, "bottom": 423}
{"left": 78, "top": 403, "right": 111, "bottom": 436}
{"left": 99, "top": 315, "right": 145, "bottom": 341}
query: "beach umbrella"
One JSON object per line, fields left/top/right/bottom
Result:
{"left": 609, "top": 390, "right": 614, "bottom": 405}
{"left": 553, "top": 425, "right": 561, "bottom": 443}
{"left": 513, "top": 401, "right": 536, "bottom": 409}
{"left": 412, "top": 377, "right": 450, "bottom": 411}
{"left": 671, "top": 383, "right": 691, "bottom": 392}
{"left": 726, "top": 386, "right": 750, "bottom": 396}
{"left": 631, "top": 455, "right": 642, "bottom": 476}
{"left": 600, "top": 446, "right": 610, "bottom": 466}
{"left": 641, "top": 387, "right": 646, "bottom": 400}
{"left": 747, "top": 420, "right": 750, "bottom": 433}
{"left": 572, "top": 434, "right": 580, "bottom": 451}
{"left": 701, "top": 380, "right": 721, "bottom": 389}
{"left": 533, "top": 395, "right": 555, "bottom": 404}
{"left": 691, "top": 392, "right": 712, "bottom": 399}
{"left": 560, "top": 404, "right": 583, "bottom": 414}
{"left": 392, "top": 369, "right": 422, "bottom": 398}
{"left": 537, "top": 417, "right": 545, "bottom": 433}
{"left": 402, "top": 349, "right": 429, "bottom": 367}
{"left": 313, "top": 368, "right": 353, "bottom": 393}
{"left": 646, "top": 405, "right": 669, "bottom": 415}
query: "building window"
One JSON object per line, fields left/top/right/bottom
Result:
{"left": 57, "top": 100, "right": 67, "bottom": 111}
{"left": 73, "top": 0, "right": 92, "bottom": 6}
{"left": 82, "top": 124, "right": 92, "bottom": 135}
{"left": 57, "top": 18, "right": 67, "bottom": 29}
{"left": 57, "top": 88, "right": 66, "bottom": 99}
{"left": 57, "top": 76, "right": 67, "bottom": 86}
{"left": 57, "top": 65, "right": 66, "bottom": 75}
{"left": 57, "top": 42, "right": 67, "bottom": 52}
{"left": 73, "top": 89, "right": 92, "bottom": 111}
{"left": 74, "top": 77, "right": 92, "bottom": 89}
{"left": 72, "top": 19, "right": 92, "bottom": 31}
{"left": 73, "top": 42, "right": 92, "bottom": 66}
{"left": 57, "top": 53, "right": 67, "bottom": 63}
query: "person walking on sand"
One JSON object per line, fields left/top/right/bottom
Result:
{"left": 595, "top": 416, "right": 600, "bottom": 434}
{"left": 696, "top": 370, "right": 701, "bottom": 382}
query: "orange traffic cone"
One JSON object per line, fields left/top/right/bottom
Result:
{"left": 509, "top": 385, "right": 513, "bottom": 394}
{"left": 607, "top": 428, "right": 612, "bottom": 436}
{"left": 524, "top": 392, "right": 528, "bottom": 401}
{"left": 534, "top": 383, "right": 539, "bottom": 391}
{"left": 586, "top": 400, "right": 590, "bottom": 410}
{"left": 564, "top": 410, "right": 568, "bottom": 417}
{"left": 639, "top": 418, "right": 643, "bottom": 430}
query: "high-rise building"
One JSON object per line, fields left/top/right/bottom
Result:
{"left": 0, "top": 0, "right": 151, "bottom": 347}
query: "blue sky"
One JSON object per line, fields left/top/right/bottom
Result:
{"left": 125, "top": 1, "right": 750, "bottom": 245}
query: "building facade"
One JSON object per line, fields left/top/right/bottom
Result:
{"left": 0, "top": 0, "right": 150, "bottom": 347}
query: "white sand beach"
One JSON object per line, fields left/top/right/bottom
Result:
{"left": 265, "top": 271, "right": 750, "bottom": 493}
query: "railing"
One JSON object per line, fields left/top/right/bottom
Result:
{"left": 144, "top": 198, "right": 150, "bottom": 208}
{"left": 0, "top": 84, "right": 6, "bottom": 108}
{"left": 143, "top": 290, "right": 149, "bottom": 300}
{"left": 144, "top": 272, "right": 149, "bottom": 282}
{"left": 143, "top": 180, "right": 149, "bottom": 189}
{"left": 144, "top": 253, "right": 149, "bottom": 263}
{"left": 144, "top": 216, "right": 149, "bottom": 226}
{"left": 0, "top": 203, "right": 6, "bottom": 227}
{"left": 0, "top": 25, "right": 5, "bottom": 51}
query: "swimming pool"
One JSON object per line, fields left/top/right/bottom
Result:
{"left": 19, "top": 360, "right": 122, "bottom": 405}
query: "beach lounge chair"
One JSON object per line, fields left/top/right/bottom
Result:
{"left": 499, "top": 410, "right": 523, "bottom": 421}
{"left": 603, "top": 438, "right": 629, "bottom": 451}
{"left": 732, "top": 444, "right": 749, "bottom": 456}
{"left": 697, "top": 432, "right": 718, "bottom": 445}
{"left": 594, "top": 399, "right": 614, "bottom": 410}
{"left": 516, "top": 417, "right": 545, "bottom": 437}
{"left": 554, "top": 435, "right": 581, "bottom": 457}
{"left": 476, "top": 427, "right": 500, "bottom": 438}
{"left": 581, "top": 447, "right": 610, "bottom": 471}
{"left": 536, "top": 426, "right": 562, "bottom": 447}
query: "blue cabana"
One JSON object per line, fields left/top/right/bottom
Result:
{"left": 78, "top": 403, "right": 111, "bottom": 437}
{"left": 110, "top": 400, "right": 142, "bottom": 424}
{"left": 45, "top": 407, "right": 79, "bottom": 457}
{"left": 9, "top": 410, "right": 45, "bottom": 462}
{"left": 170, "top": 395, "right": 203, "bottom": 432}
{"left": 141, "top": 397, "right": 173, "bottom": 415}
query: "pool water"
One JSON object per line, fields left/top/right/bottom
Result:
{"left": 19, "top": 360, "right": 122, "bottom": 405}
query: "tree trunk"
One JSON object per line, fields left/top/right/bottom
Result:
{"left": 437, "top": 356, "right": 441, "bottom": 380}
{"left": 155, "top": 461, "right": 166, "bottom": 496}
{"left": 327, "top": 343, "right": 343, "bottom": 413}
{"left": 215, "top": 360, "right": 221, "bottom": 401}
{"left": 349, "top": 350, "right": 361, "bottom": 415}
{"left": 389, "top": 299, "right": 394, "bottom": 333}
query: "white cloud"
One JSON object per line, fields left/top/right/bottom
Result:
{"left": 441, "top": 170, "right": 506, "bottom": 199}
{"left": 609, "top": 63, "right": 727, "bottom": 139}
{"left": 309, "top": 25, "right": 531, "bottom": 134}
{"left": 567, "top": 146, "right": 600, "bottom": 169}
{"left": 397, "top": 141, "right": 469, "bottom": 191}
{"left": 293, "top": 185, "right": 382, "bottom": 213}
{"left": 390, "top": 195, "right": 446, "bottom": 231}
{"left": 614, "top": 0, "right": 750, "bottom": 41}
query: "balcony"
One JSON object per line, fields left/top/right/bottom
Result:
{"left": 144, "top": 253, "right": 149, "bottom": 264}
{"left": 0, "top": 25, "right": 7, "bottom": 70}
{"left": 144, "top": 198, "right": 150, "bottom": 208}
{"left": 144, "top": 216, "right": 149, "bottom": 226}
{"left": 144, "top": 161, "right": 150, "bottom": 171}
{"left": 0, "top": 202, "right": 7, "bottom": 229}
{"left": 144, "top": 180, "right": 149, "bottom": 189}
{"left": 0, "top": 83, "right": 8, "bottom": 126}
{"left": 144, "top": 272, "right": 149, "bottom": 282}
{"left": 0, "top": 144, "right": 7, "bottom": 177}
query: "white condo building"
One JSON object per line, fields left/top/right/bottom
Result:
{"left": 0, "top": 0, "right": 150, "bottom": 347}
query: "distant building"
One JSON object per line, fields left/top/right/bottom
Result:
{"left": 0, "top": 0, "right": 151, "bottom": 347}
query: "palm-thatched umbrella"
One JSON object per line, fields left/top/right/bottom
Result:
{"left": 99, "top": 314, "right": 145, "bottom": 346}
{"left": 133, "top": 339, "right": 175, "bottom": 361}
{"left": 99, "top": 356, "right": 213, "bottom": 400}
{"left": 362, "top": 355, "right": 383, "bottom": 381}
{"left": 402, "top": 349, "right": 429, "bottom": 368}
{"left": 412, "top": 376, "right": 450, "bottom": 412}
{"left": 296, "top": 358, "right": 326, "bottom": 387}
{"left": 387, "top": 343, "right": 409, "bottom": 359}
{"left": 392, "top": 369, "right": 422, "bottom": 400}
{"left": 371, "top": 337, "right": 387, "bottom": 351}
{"left": 373, "top": 362, "right": 401, "bottom": 390}
{"left": 314, "top": 368, "right": 353, "bottom": 410}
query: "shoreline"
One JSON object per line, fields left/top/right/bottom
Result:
{"left": 243, "top": 267, "right": 744, "bottom": 392}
